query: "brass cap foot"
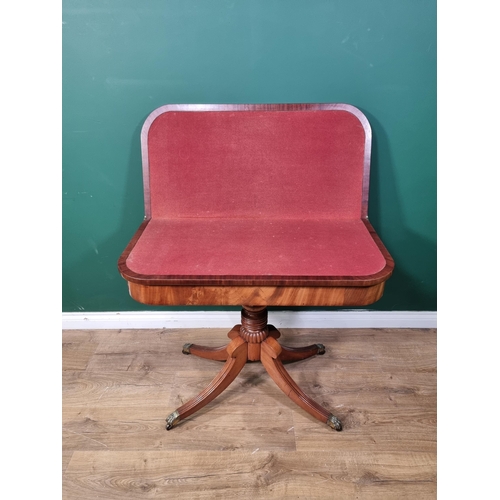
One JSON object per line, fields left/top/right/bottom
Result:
{"left": 316, "top": 344, "right": 326, "bottom": 355}
{"left": 165, "top": 410, "right": 180, "bottom": 430}
{"left": 326, "top": 414, "right": 342, "bottom": 431}
{"left": 182, "top": 343, "right": 193, "bottom": 355}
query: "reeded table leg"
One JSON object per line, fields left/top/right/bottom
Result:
{"left": 182, "top": 343, "right": 229, "bottom": 361}
{"left": 166, "top": 337, "right": 248, "bottom": 430}
{"left": 279, "top": 343, "right": 326, "bottom": 362}
{"left": 182, "top": 326, "right": 241, "bottom": 361}
{"left": 166, "top": 307, "right": 342, "bottom": 431}
{"left": 261, "top": 337, "right": 342, "bottom": 431}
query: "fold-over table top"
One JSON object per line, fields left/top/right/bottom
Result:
{"left": 126, "top": 218, "right": 386, "bottom": 278}
{"left": 120, "top": 104, "right": 393, "bottom": 287}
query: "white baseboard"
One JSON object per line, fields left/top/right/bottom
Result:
{"left": 62, "top": 310, "right": 436, "bottom": 330}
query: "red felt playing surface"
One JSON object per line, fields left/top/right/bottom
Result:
{"left": 147, "top": 110, "right": 366, "bottom": 219}
{"left": 126, "top": 218, "right": 386, "bottom": 278}
{"left": 126, "top": 106, "right": 387, "bottom": 280}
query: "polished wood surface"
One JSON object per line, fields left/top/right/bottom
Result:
{"left": 184, "top": 325, "right": 319, "bottom": 364}
{"left": 63, "top": 327, "right": 436, "bottom": 499}
{"left": 127, "top": 282, "right": 386, "bottom": 306}
{"left": 260, "top": 336, "right": 334, "bottom": 426}
{"left": 167, "top": 337, "right": 248, "bottom": 428}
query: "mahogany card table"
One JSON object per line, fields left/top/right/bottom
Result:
{"left": 118, "top": 104, "right": 394, "bottom": 431}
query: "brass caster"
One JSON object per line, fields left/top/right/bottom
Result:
{"left": 326, "top": 414, "right": 342, "bottom": 431}
{"left": 182, "top": 343, "right": 193, "bottom": 355}
{"left": 316, "top": 343, "right": 326, "bottom": 355}
{"left": 165, "top": 410, "right": 180, "bottom": 430}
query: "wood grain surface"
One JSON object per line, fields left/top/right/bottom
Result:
{"left": 126, "top": 281, "right": 387, "bottom": 306}
{"left": 63, "top": 327, "right": 436, "bottom": 499}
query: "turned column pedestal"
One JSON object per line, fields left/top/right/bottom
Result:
{"left": 165, "top": 306, "right": 342, "bottom": 431}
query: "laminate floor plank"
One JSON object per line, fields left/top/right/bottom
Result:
{"left": 62, "top": 451, "right": 74, "bottom": 473}
{"left": 62, "top": 328, "right": 436, "bottom": 499}
{"left": 62, "top": 341, "right": 99, "bottom": 371}
{"left": 63, "top": 450, "right": 436, "bottom": 499}
{"left": 62, "top": 371, "right": 174, "bottom": 407}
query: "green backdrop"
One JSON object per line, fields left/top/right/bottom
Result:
{"left": 62, "top": 0, "right": 436, "bottom": 312}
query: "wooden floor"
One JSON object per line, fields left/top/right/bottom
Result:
{"left": 63, "top": 327, "right": 436, "bottom": 499}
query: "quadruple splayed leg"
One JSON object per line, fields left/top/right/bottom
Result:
{"left": 166, "top": 306, "right": 342, "bottom": 431}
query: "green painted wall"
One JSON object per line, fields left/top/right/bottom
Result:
{"left": 62, "top": 0, "right": 436, "bottom": 312}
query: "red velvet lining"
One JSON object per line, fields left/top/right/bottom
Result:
{"left": 126, "top": 218, "right": 386, "bottom": 277}
{"left": 148, "top": 110, "right": 365, "bottom": 219}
